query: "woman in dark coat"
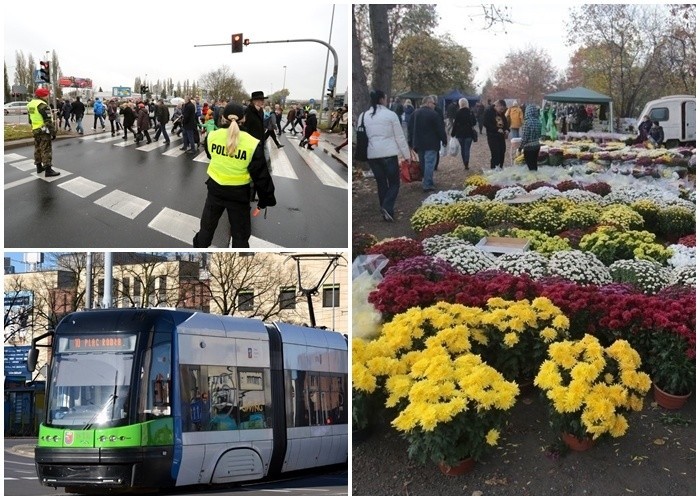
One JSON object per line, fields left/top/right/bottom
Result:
{"left": 451, "top": 98, "right": 477, "bottom": 170}
{"left": 136, "top": 103, "right": 152, "bottom": 144}
{"left": 299, "top": 109, "right": 318, "bottom": 150}
{"left": 120, "top": 102, "right": 138, "bottom": 140}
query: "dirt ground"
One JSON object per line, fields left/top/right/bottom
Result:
{"left": 351, "top": 390, "right": 696, "bottom": 496}
{"left": 350, "top": 136, "right": 696, "bottom": 495}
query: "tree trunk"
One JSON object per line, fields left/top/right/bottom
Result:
{"left": 352, "top": 6, "right": 370, "bottom": 122}
{"left": 369, "top": 4, "right": 393, "bottom": 97}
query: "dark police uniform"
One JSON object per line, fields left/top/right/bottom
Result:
{"left": 193, "top": 124, "right": 276, "bottom": 248}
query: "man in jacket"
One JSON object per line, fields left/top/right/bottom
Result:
{"left": 506, "top": 100, "right": 523, "bottom": 138}
{"left": 27, "top": 87, "right": 60, "bottom": 177}
{"left": 180, "top": 96, "right": 197, "bottom": 153}
{"left": 153, "top": 99, "right": 171, "bottom": 145}
{"left": 407, "top": 95, "right": 446, "bottom": 192}
{"left": 484, "top": 99, "right": 510, "bottom": 169}
{"left": 243, "top": 90, "right": 266, "bottom": 141}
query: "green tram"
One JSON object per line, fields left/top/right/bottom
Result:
{"left": 27, "top": 308, "right": 348, "bottom": 492}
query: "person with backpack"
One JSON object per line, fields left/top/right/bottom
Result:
{"left": 92, "top": 97, "right": 105, "bottom": 131}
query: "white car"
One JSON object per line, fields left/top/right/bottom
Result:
{"left": 4, "top": 101, "right": 29, "bottom": 115}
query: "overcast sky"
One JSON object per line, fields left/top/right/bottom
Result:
{"left": 4, "top": 1, "right": 348, "bottom": 101}
{"left": 436, "top": 2, "right": 576, "bottom": 88}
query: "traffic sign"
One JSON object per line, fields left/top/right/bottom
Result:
{"left": 309, "top": 98, "right": 316, "bottom": 105}
{"left": 34, "top": 69, "right": 43, "bottom": 84}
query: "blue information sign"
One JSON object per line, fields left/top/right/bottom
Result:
{"left": 4, "top": 346, "right": 32, "bottom": 381}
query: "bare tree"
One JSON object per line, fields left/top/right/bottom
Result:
{"left": 491, "top": 47, "right": 558, "bottom": 103}
{"left": 199, "top": 65, "right": 247, "bottom": 103}
{"left": 201, "top": 253, "right": 307, "bottom": 321}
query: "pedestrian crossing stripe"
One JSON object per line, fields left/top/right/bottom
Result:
{"left": 93, "top": 189, "right": 151, "bottom": 219}
{"left": 58, "top": 176, "right": 106, "bottom": 198}
{"left": 298, "top": 148, "right": 348, "bottom": 190}
{"left": 268, "top": 142, "right": 298, "bottom": 179}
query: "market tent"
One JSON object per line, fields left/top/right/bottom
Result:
{"left": 543, "top": 86, "right": 614, "bottom": 131}
{"left": 440, "top": 89, "right": 480, "bottom": 111}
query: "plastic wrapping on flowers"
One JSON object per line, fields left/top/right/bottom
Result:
{"left": 351, "top": 255, "right": 388, "bottom": 340}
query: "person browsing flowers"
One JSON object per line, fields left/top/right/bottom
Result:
{"left": 193, "top": 101, "right": 276, "bottom": 248}
{"left": 363, "top": 89, "right": 411, "bottom": 222}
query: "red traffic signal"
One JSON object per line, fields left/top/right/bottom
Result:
{"left": 232, "top": 33, "right": 243, "bottom": 53}
{"left": 39, "top": 60, "right": 51, "bottom": 84}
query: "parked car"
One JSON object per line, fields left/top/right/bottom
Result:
{"left": 637, "top": 95, "right": 696, "bottom": 147}
{"left": 4, "top": 101, "right": 29, "bottom": 115}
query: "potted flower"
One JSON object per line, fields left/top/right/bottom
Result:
{"left": 352, "top": 302, "right": 519, "bottom": 474}
{"left": 535, "top": 334, "right": 651, "bottom": 451}
{"left": 649, "top": 331, "right": 695, "bottom": 409}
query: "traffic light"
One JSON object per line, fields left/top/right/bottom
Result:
{"left": 232, "top": 33, "right": 243, "bottom": 53}
{"left": 40, "top": 60, "right": 50, "bottom": 84}
{"left": 140, "top": 85, "right": 149, "bottom": 94}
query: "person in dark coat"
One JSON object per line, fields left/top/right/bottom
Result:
{"left": 136, "top": 103, "right": 152, "bottom": 144}
{"left": 407, "top": 95, "right": 447, "bottom": 192}
{"left": 299, "top": 109, "right": 318, "bottom": 150}
{"left": 120, "top": 102, "right": 137, "bottom": 140}
{"left": 475, "top": 101, "right": 485, "bottom": 134}
{"left": 243, "top": 90, "right": 266, "bottom": 141}
{"left": 153, "top": 99, "right": 171, "bottom": 145}
{"left": 483, "top": 99, "right": 509, "bottom": 169}
{"left": 181, "top": 96, "right": 197, "bottom": 153}
{"left": 451, "top": 98, "right": 477, "bottom": 170}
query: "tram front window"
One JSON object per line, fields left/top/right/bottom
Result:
{"left": 48, "top": 334, "right": 137, "bottom": 428}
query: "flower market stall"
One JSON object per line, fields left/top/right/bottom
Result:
{"left": 352, "top": 161, "right": 696, "bottom": 475}
{"left": 543, "top": 86, "right": 614, "bottom": 134}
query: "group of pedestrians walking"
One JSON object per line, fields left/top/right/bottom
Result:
{"left": 360, "top": 90, "right": 548, "bottom": 224}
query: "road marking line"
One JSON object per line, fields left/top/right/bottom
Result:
{"left": 4, "top": 478, "right": 19, "bottom": 481}
{"left": 3, "top": 176, "right": 39, "bottom": 190}
{"left": 94, "top": 189, "right": 151, "bottom": 219}
{"left": 4, "top": 153, "right": 25, "bottom": 162}
{"left": 95, "top": 135, "right": 126, "bottom": 144}
{"left": 268, "top": 143, "right": 298, "bottom": 179}
{"left": 162, "top": 146, "right": 188, "bottom": 157}
{"left": 80, "top": 131, "right": 113, "bottom": 141}
{"left": 298, "top": 149, "right": 348, "bottom": 189}
{"left": 58, "top": 176, "right": 106, "bottom": 198}
{"left": 193, "top": 150, "right": 210, "bottom": 163}
{"left": 113, "top": 138, "right": 138, "bottom": 147}
{"left": 136, "top": 140, "right": 166, "bottom": 151}
{"left": 9, "top": 159, "right": 37, "bottom": 171}
{"left": 148, "top": 207, "right": 199, "bottom": 243}
{"left": 20, "top": 477, "right": 38, "bottom": 480}
{"left": 248, "top": 235, "right": 282, "bottom": 248}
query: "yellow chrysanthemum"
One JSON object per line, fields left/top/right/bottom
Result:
{"left": 485, "top": 428, "right": 500, "bottom": 446}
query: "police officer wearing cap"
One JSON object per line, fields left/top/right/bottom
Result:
{"left": 27, "top": 87, "right": 60, "bottom": 177}
{"left": 193, "top": 101, "right": 276, "bottom": 248}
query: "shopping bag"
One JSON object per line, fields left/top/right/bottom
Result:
{"left": 448, "top": 137, "right": 460, "bottom": 156}
{"left": 354, "top": 112, "right": 368, "bottom": 161}
{"left": 309, "top": 130, "right": 321, "bottom": 146}
{"left": 400, "top": 158, "right": 422, "bottom": 183}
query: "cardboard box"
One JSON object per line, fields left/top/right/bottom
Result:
{"left": 475, "top": 237, "right": 530, "bottom": 254}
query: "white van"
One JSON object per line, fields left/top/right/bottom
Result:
{"left": 637, "top": 95, "right": 696, "bottom": 147}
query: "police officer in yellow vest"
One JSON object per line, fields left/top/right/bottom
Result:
{"left": 27, "top": 87, "right": 60, "bottom": 177}
{"left": 193, "top": 102, "right": 276, "bottom": 248}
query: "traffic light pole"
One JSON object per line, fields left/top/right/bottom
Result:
{"left": 194, "top": 38, "right": 338, "bottom": 106}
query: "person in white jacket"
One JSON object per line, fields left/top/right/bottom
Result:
{"left": 362, "top": 89, "right": 411, "bottom": 222}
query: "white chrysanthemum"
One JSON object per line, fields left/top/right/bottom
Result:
{"left": 489, "top": 252, "right": 549, "bottom": 280}
{"left": 422, "top": 235, "right": 468, "bottom": 256}
{"left": 546, "top": 250, "right": 612, "bottom": 285}
{"left": 609, "top": 259, "right": 672, "bottom": 295}
{"left": 667, "top": 244, "right": 696, "bottom": 269}
{"left": 435, "top": 245, "right": 497, "bottom": 275}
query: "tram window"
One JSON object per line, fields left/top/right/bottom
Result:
{"left": 208, "top": 368, "right": 238, "bottom": 431}
{"left": 285, "top": 370, "right": 310, "bottom": 427}
{"left": 139, "top": 335, "right": 172, "bottom": 421}
{"left": 238, "top": 369, "right": 272, "bottom": 429}
{"left": 180, "top": 365, "right": 271, "bottom": 432}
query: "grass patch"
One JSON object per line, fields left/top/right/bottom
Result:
{"left": 4, "top": 124, "right": 71, "bottom": 141}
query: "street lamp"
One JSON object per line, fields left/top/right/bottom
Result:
{"left": 282, "top": 65, "right": 287, "bottom": 91}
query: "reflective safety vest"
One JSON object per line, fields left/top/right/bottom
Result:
{"left": 206, "top": 128, "right": 258, "bottom": 186}
{"left": 27, "top": 98, "right": 47, "bottom": 130}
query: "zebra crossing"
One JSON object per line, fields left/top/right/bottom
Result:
{"left": 5, "top": 129, "right": 347, "bottom": 247}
